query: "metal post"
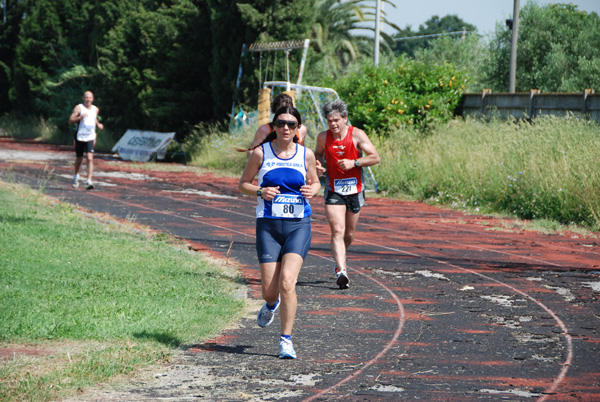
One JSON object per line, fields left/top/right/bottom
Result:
{"left": 374, "top": 0, "right": 381, "bottom": 67}
{"left": 296, "top": 39, "right": 310, "bottom": 87}
{"left": 285, "top": 50, "right": 290, "bottom": 90}
{"left": 296, "top": 39, "right": 310, "bottom": 97}
{"left": 230, "top": 43, "right": 247, "bottom": 130}
{"left": 509, "top": 0, "right": 520, "bottom": 93}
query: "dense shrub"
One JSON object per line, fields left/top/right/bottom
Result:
{"left": 324, "top": 57, "right": 468, "bottom": 133}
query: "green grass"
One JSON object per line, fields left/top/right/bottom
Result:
{"left": 0, "top": 112, "right": 115, "bottom": 152}
{"left": 0, "top": 113, "right": 58, "bottom": 142}
{"left": 372, "top": 116, "right": 600, "bottom": 231}
{"left": 183, "top": 122, "right": 254, "bottom": 175}
{"left": 0, "top": 180, "right": 245, "bottom": 401}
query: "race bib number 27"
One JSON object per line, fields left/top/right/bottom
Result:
{"left": 271, "top": 194, "right": 305, "bottom": 218}
{"left": 334, "top": 178, "right": 358, "bottom": 195}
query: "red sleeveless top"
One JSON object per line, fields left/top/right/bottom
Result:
{"left": 324, "top": 126, "right": 363, "bottom": 194}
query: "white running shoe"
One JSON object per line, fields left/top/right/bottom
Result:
{"left": 335, "top": 265, "right": 349, "bottom": 289}
{"left": 85, "top": 180, "right": 94, "bottom": 190}
{"left": 256, "top": 298, "right": 280, "bottom": 328}
{"left": 72, "top": 176, "right": 79, "bottom": 188}
{"left": 279, "top": 337, "right": 297, "bottom": 359}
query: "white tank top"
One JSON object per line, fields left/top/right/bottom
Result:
{"left": 76, "top": 104, "right": 98, "bottom": 142}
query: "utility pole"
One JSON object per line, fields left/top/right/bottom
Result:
{"left": 509, "top": 0, "right": 520, "bottom": 93}
{"left": 374, "top": 0, "right": 382, "bottom": 67}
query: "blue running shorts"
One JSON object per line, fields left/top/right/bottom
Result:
{"left": 256, "top": 216, "right": 312, "bottom": 263}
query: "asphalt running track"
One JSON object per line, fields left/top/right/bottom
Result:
{"left": 1, "top": 138, "right": 599, "bottom": 401}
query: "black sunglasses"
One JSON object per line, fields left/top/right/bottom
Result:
{"left": 274, "top": 119, "right": 298, "bottom": 129}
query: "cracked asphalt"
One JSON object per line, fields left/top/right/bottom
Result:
{"left": 1, "top": 137, "right": 599, "bottom": 401}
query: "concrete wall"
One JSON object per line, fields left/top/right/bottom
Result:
{"left": 457, "top": 90, "right": 600, "bottom": 122}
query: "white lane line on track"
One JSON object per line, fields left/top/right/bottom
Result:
{"left": 331, "top": 234, "right": 573, "bottom": 402}
{"left": 10, "top": 170, "right": 573, "bottom": 401}
{"left": 301, "top": 270, "right": 406, "bottom": 402}
{"left": 88, "top": 188, "right": 573, "bottom": 402}
{"left": 88, "top": 192, "right": 254, "bottom": 238}
{"left": 81, "top": 191, "right": 407, "bottom": 401}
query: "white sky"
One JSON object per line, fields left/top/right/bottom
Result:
{"left": 383, "top": 0, "right": 600, "bottom": 36}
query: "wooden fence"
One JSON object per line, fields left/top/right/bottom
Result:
{"left": 457, "top": 89, "right": 600, "bottom": 122}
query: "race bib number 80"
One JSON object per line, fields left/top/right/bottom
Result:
{"left": 272, "top": 194, "right": 305, "bottom": 218}
{"left": 334, "top": 178, "right": 358, "bottom": 195}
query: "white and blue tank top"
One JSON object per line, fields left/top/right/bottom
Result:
{"left": 256, "top": 142, "right": 312, "bottom": 219}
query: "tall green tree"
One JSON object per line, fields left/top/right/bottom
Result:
{"left": 392, "top": 14, "right": 476, "bottom": 58}
{"left": 85, "top": 0, "right": 140, "bottom": 66}
{"left": 11, "top": 0, "right": 69, "bottom": 110}
{"left": 2, "top": 0, "right": 330, "bottom": 142}
{"left": 309, "top": 0, "right": 398, "bottom": 79}
{"left": 218, "top": 0, "right": 317, "bottom": 116}
{"left": 237, "top": 0, "right": 316, "bottom": 42}
{"left": 209, "top": 1, "right": 297, "bottom": 118}
{"left": 97, "top": 0, "right": 213, "bottom": 138}
{"left": 9, "top": 0, "right": 142, "bottom": 138}
{"left": 483, "top": 3, "right": 600, "bottom": 92}
{"left": 311, "top": 0, "right": 372, "bottom": 70}
{"left": 0, "top": 0, "right": 26, "bottom": 114}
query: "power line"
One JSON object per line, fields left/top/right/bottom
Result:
{"left": 394, "top": 30, "right": 476, "bottom": 41}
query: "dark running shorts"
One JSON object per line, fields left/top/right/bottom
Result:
{"left": 75, "top": 140, "right": 94, "bottom": 157}
{"left": 256, "top": 216, "right": 312, "bottom": 263}
{"left": 324, "top": 188, "right": 365, "bottom": 213}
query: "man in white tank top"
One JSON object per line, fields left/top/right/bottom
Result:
{"left": 68, "top": 91, "right": 104, "bottom": 189}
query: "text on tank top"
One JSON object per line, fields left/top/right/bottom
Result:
{"left": 76, "top": 104, "right": 98, "bottom": 142}
{"left": 324, "top": 126, "right": 363, "bottom": 194}
{"left": 256, "top": 142, "right": 312, "bottom": 219}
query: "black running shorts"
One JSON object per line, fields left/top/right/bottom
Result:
{"left": 324, "top": 188, "right": 365, "bottom": 214}
{"left": 75, "top": 140, "right": 94, "bottom": 157}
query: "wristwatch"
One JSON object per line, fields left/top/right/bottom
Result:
{"left": 354, "top": 159, "right": 360, "bottom": 168}
{"left": 256, "top": 188, "right": 263, "bottom": 197}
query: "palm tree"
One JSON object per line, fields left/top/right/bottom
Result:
{"left": 311, "top": 0, "right": 399, "bottom": 71}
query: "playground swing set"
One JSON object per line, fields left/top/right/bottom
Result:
{"left": 231, "top": 39, "right": 379, "bottom": 192}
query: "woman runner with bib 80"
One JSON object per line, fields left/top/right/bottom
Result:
{"left": 239, "top": 106, "right": 321, "bottom": 359}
